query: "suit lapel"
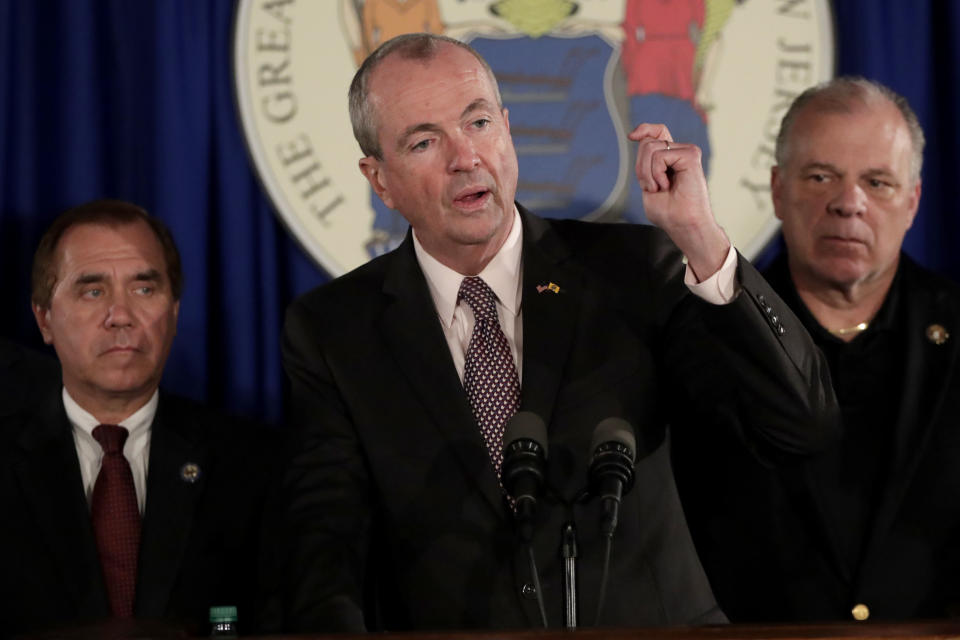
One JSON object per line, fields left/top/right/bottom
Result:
{"left": 517, "top": 211, "right": 580, "bottom": 428}
{"left": 764, "top": 258, "right": 855, "bottom": 583}
{"left": 859, "top": 265, "right": 959, "bottom": 575}
{"left": 379, "top": 235, "right": 505, "bottom": 514}
{"left": 14, "top": 389, "right": 109, "bottom": 617}
{"left": 135, "top": 395, "right": 206, "bottom": 618}
{"left": 378, "top": 211, "right": 583, "bottom": 516}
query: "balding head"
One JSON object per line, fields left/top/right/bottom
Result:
{"left": 775, "top": 76, "right": 925, "bottom": 183}
{"left": 348, "top": 33, "right": 502, "bottom": 160}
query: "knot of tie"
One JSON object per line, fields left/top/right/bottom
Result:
{"left": 93, "top": 424, "right": 129, "bottom": 455}
{"left": 458, "top": 276, "right": 499, "bottom": 324}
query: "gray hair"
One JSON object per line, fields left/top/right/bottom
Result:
{"left": 348, "top": 33, "right": 503, "bottom": 160}
{"left": 775, "top": 76, "right": 925, "bottom": 182}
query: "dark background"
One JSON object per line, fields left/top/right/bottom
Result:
{"left": 1, "top": 1, "right": 956, "bottom": 423}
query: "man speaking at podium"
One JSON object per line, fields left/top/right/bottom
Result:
{"left": 275, "top": 33, "right": 838, "bottom": 632}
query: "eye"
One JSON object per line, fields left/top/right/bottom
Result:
{"left": 81, "top": 288, "right": 103, "bottom": 299}
{"left": 867, "top": 178, "right": 891, "bottom": 189}
{"left": 471, "top": 118, "right": 491, "bottom": 130}
{"left": 134, "top": 286, "right": 154, "bottom": 296}
{"left": 410, "top": 138, "right": 432, "bottom": 152}
{"left": 807, "top": 173, "right": 829, "bottom": 183}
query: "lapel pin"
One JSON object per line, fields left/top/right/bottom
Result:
{"left": 536, "top": 282, "right": 561, "bottom": 294}
{"left": 926, "top": 323, "right": 950, "bottom": 345}
{"left": 180, "top": 462, "right": 202, "bottom": 484}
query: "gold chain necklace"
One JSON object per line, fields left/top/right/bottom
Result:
{"left": 829, "top": 321, "right": 869, "bottom": 337}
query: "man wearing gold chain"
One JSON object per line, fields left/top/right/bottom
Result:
{"left": 673, "top": 76, "right": 960, "bottom": 622}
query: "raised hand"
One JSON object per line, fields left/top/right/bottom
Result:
{"left": 629, "top": 123, "right": 730, "bottom": 282}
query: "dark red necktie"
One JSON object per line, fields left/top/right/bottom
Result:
{"left": 459, "top": 276, "right": 521, "bottom": 476}
{"left": 91, "top": 424, "right": 141, "bottom": 618}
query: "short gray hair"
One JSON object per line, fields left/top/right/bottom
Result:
{"left": 775, "top": 76, "right": 925, "bottom": 182}
{"left": 348, "top": 33, "right": 503, "bottom": 160}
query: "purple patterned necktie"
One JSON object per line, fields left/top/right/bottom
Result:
{"left": 91, "top": 424, "right": 141, "bottom": 618}
{"left": 459, "top": 276, "right": 521, "bottom": 476}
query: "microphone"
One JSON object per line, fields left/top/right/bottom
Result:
{"left": 588, "top": 418, "right": 636, "bottom": 538}
{"left": 502, "top": 411, "right": 548, "bottom": 543}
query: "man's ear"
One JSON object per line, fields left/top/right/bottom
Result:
{"left": 32, "top": 303, "right": 54, "bottom": 345}
{"left": 770, "top": 166, "right": 784, "bottom": 221}
{"left": 359, "top": 156, "right": 394, "bottom": 210}
{"left": 502, "top": 107, "right": 510, "bottom": 134}
{"left": 904, "top": 179, "right": 922, "bottom": 230}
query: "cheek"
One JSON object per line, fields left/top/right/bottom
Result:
{"left": 51, "top": 306, "right": 95, "bottom": 340}
{"left": 782, "top": 211, "right": 817, "bottom": 244}
{"left": 144, "top": 305, "right": 179, "bottom": 345}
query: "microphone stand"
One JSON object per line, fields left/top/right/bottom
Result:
{"left": 561, "top": 521, "right": 578, "bottom": 629}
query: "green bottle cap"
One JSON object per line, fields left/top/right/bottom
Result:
{"left": 209, "top": 605, "right": 238, "bottom": 622}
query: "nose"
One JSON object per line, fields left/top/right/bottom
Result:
{"left": 447, "top": 132, "right": 480, "bottom": 172}
{"left": 827, "top": 179, "right": 867, "bottom": 218}
{"left": 104, "top": 294, "right": 135, "bottom": 328}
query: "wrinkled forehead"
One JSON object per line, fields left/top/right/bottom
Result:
{"left": 788, "top": 101, "right": 913, "bottom": 167}
{"left": 54, "top": 220, "right": 167, "bottom": 277}
{"left": 368, "top": 44, "right": 498, "bottom": 118}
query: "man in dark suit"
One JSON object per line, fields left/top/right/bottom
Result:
{"left": 275, "top": 33, "right": 838, "bottom": 632}
{"left": 673, "top": 77, "right": 960, "bottom": 622}
{"left": 0, "top": 200, "right": 276, "bottom": 635}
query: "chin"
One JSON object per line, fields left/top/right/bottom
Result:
{"left": 98, "top": 370, "right": 157, "bottom": 396}
{"left": 820, "top": 267, "right": 870, "bottom": 289}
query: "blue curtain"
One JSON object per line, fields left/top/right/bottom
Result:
{"left": 1, "top": 1, "right": 957, "bottom": 423}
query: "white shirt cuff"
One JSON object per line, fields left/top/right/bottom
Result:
{"left": 684, "top": 245, "right": 739, "bottom": 305}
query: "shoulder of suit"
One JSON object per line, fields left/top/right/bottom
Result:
{"left": 0, "top": 339, "right": 60, "bottom": 417}
{"left": 540, "top": 216, "right": 673, "bottom": 249}
{"left": 287, "top": 244, "right": 401, "bottom": 319}
{"left": 899, "top": 253, "right": 960, "bottom": 310}
{"left": 156, "top": 391, "right": 276, "bottom": 444}
{"left": 537, "top": 216, "right": 684, "bottom": 285}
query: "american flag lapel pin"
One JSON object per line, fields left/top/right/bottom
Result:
{"left": 536, "top": 282, "right": 561, "bottom": 294}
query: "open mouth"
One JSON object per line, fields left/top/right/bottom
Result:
{"left": 454, "top": 189, "right": 490, "bottom": 206}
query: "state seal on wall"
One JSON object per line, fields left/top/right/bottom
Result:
{"left": 234, "top": 0, "right": 835, "bottom": 276}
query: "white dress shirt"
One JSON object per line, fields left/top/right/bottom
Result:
{"left": 412, "top": 207, "right": 739, "bottom": 383}
{"left": 64, "top": 387, "right": 156, "bottom": 515}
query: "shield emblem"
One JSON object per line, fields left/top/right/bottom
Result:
{"left": 472, "top": 35, "right": 627, "bottom": 222}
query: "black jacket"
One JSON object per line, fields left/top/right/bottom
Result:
{"left": 673, "top": 252, "right": 960, "bottom": 622}
{"left": 274, "top": 209, "right": 838, "bottom": 632}
{"left": 0, "top": 382, "right": 279, "bottom": 636}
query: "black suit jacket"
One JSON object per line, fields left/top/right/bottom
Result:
{"left": 0, "top": 337, "right": 60, "bottom": 418}
{"left": 0, "top": 387, "right": 278, "bottom": 636}
{"left": 275, "top": 209, "right": 838, "bottom": 632}
{"left": 672, "top": 253, "right": 960, "bottom": 622}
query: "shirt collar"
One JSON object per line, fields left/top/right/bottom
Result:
{"left": 63, "top": 386, "right": 159, "bottom": 438}
{"left": 775, "top": 251, "right": 904, "bottom": 345}
{"left": 413, "top": 206, "right": 523, "bottom": 328}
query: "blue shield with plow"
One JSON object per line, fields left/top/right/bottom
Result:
{"left": 471, "top": 35, "right": 627, "bottom": 222}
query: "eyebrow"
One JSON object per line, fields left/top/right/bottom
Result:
{"left": 73, "top": 273, "right": 107, "bottom": 287}
{"left": 801, "top": 162, "right": 897, "bottom": 179}
{"left": 72, "top": 269, "right": 162, "bottom": 286}
{"left": 461, "top": 98, "right": 495, "bottom": 119}
{"left": 800, "top": 162, "right": 840, "bottom": 173}
{"left": 395, "top": 99, "right": 498, "bottom": 151}
{"left": 132, "top": 269, "right": 163, "bottom": 282}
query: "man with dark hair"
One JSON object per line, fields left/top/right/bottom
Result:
{"left": 673, "top": 77, "right": 960, "bottom": 622}
{"left": 276, "top": 33, "right": 838, "bottom": 632}
{"left": 0, "top": 199, "right": 276, "bottom": 635}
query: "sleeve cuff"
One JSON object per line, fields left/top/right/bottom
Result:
{"left": 684, "top": 245, "right": 739, "bottom": 305}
